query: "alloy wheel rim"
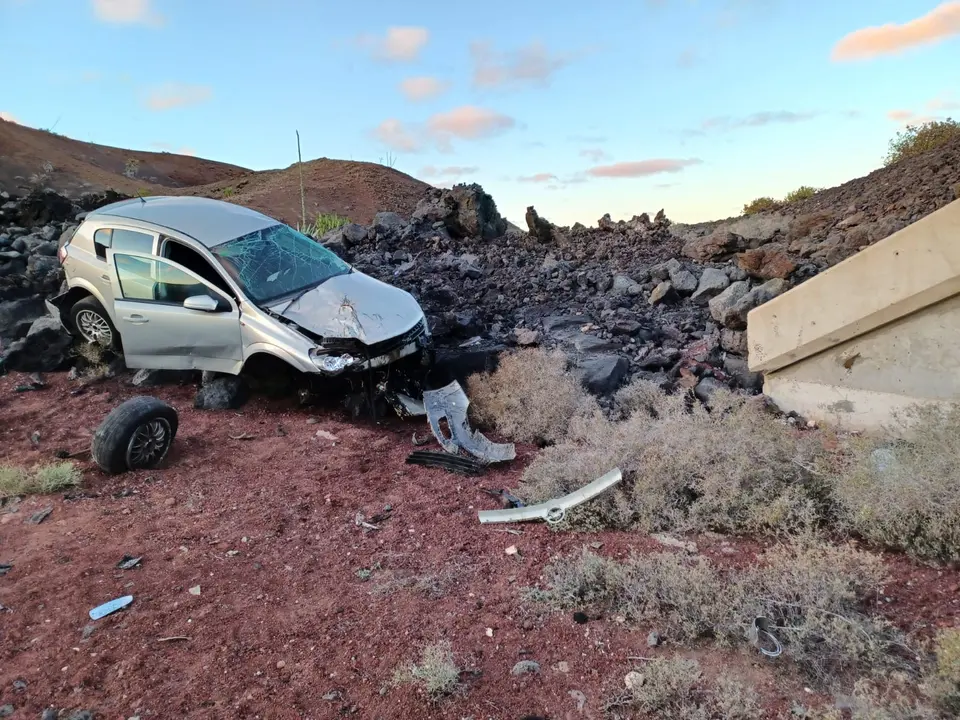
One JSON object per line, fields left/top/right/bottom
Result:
{"left": 125, "top": 418, "right": 171, "bottom": 469}
{"left": 76, "top": 309, "right": 112, "bottom": 345}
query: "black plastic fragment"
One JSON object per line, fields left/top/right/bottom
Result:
{"left": 406, "top": 450, "right": 484, "bottom": 476}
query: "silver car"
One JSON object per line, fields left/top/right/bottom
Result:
{"left": 49, "top": 196, "right": 432, "bottom": 379}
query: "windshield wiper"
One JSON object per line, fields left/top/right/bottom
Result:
{"left": 278, "top": 281, "right": 319, "bottom": 314}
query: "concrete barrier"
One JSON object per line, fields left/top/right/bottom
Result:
{"left": 746, "top": 198, "right": 960, "bottom": 432}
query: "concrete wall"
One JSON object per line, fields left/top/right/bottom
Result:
{"left": 747, "top": 198, "right": 960, "bottom": 433}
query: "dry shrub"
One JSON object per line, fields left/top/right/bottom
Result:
{"left": 742, "top": 196, "right": 781, "bottom": 215}
{"left": 466, "top": 347, "right": 592, "bottom": 445}
{"left": 519, "top": 379, "right": 830, "bottom": 533}
{"left": 391, "top": 640, "right": 461, "bottom": 699}
{"left": 604, "top": 657, "right": 762, "bottom": 719}
{"left": 831, "top": 404, "right": 960, "bottom": 562}
{"left": 927, "top": 628, "right": 960, "bottom": 714}
{"left": 884, "top": 118, "right": 960, "bottom": 166}
{"left": 0, "top": 462, "right": 81, "bottom": 498}
{"left": 813, "top": 677, "right": 940, "bottom": 719}
{"left": 527, "top": 537, "right": 906, "bottom": 684}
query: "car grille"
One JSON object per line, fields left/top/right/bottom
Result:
{"left": 320, "top": 318, "right": 428, "bottom": 358}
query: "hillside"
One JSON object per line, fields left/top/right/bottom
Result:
{"left": 0, "top": 119, "right": 432, "bottom": 225}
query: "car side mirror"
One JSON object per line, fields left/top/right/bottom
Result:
{"left": 183, "top": 294, "right": 219, "bottom": 312}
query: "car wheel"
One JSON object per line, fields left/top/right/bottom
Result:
{"left": 70, "top": 297, "right": 120, "bottom": 351}
{"left": 91, "top": 396, "right": 179, "bottom": 474}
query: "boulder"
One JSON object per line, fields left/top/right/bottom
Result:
{"left": 0, "top": 296, "right": 46, "bottom": 339}
{"left": 525, "top": 205, "right": 554, "bottom": 243}
{"left": 691, "top": 267, "right": 730, "bottom": 304}
{"left": 578, "top": 353, "right": 629, "bottom": 395}
{"left": 720, "top": 278, "right": 789, "bottom": 330}
{"left": 708, "top": 281, "right": 751, "bottom": 324}
{"left": 15, "top": 189, "right": 75, "bottom": 227}
{"left": 682, "top": 230, "right": 745, "bottom": 261}
{"left": 736, "top": 247, "right": 797, "bottom": 280}
{"left": 649, "top": 281, "right": 679, "bottom": 306}
{"left": 1, "top": 315, "right": 73, "bottom": 371}
{"left": 194, "top": 375, "right": 249, "bottom": 410}
{"left": 448, "top": 183, "right": 507, "bottom": 240}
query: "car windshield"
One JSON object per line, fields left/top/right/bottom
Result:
{"left": 211, "top": 223, "right": 351, "bottom": 304}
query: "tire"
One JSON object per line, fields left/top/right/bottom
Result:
{"left": 91, "top": 396, "right": 179, "bottom": 474}
{"left": 70, "top": 296, "right": 121, "bottom": 351}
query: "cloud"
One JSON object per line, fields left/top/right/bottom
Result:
{"left": 831, "top": 2, "right": 960, "bottom": 61}
{"left": 587, "top": 158, "right": 702, "bottom": 178}
{"left": 886, "top": 109, "right": 914, "bottom": 122}
{"left": 420, "top": 165, "right": 479, "bottom": 179}
{"left": 150, "top": 141, "right": 196, "bottom": 155}
{"left": 92, "top": 0, "right": 164, "bottom": 26}
{"left": 686, "top": 110, "right": 819, "bottom": 136}
{"left": 470, "top": 40, "right": 575, "bottom": 89}
{"left": 356, "top": 26, "right": 429, "bottom": 62}
{"left": 399, "top": 76, "right": 450, "bottom": 101}
{"left": 144, "top": 83, "right": 212, "bottom": 111}
{"left": 579, "top": 148, "right": 608, "bottom": 162}
{"left": 517, "top": 173, "right": 558, "bottom": 183}
{"left": 372, "top": 119, "right": 422, "bottom": 152}
{"left": 0, "top": 111, "right": 19, "bottom": 124}
{"left": 928, "top": 93, "right": 960, "bottom": 111}
{"left": 425, "top": 105, "right": 515, "bottom": 150}
{"left": 373, "top": 106, "right": 515, "bottom": 153}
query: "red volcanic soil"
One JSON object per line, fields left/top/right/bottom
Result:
{"left": 1, "top": 372, "right": 958, "bottom": 719}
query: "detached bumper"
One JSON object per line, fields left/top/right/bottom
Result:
{"left": 45, "top": 294, "right": 68, "bottom": 331}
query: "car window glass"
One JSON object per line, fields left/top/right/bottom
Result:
{"left": 93, "top": 228, "right": 112, "bottom": 260}
{"left": 111, "top": 228, "right": 154, "bottom": 254}
{"left": 114, "top": 253, "right": 228, "bottom": 309}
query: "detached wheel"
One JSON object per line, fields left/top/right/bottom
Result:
{"left": 92, "top": 396, "right": 179, "bottom": 474}
{"left": 70, "top": 296, "right": 120, "bottom": 351}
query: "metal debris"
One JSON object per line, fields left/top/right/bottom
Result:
{"left": 0, "top": 563, "right": 12, "bottom": 576}
{"left": 422, "top": 380, "right": 515, "bottom": 463}
{"left": 478, "top": 468, "right": 622, "bottom": 525}
{"left": 480, "top": 488, "right": 525, "bottom": 508}
{"left": 406, "top": 449, "right": 484, "bottom": 476}
{"left": 116, "top": 555, "right": 142, "bottom": 570}
{"left": 749, "top": 616, "right": 783, "bottom": 658}
{"left": 89, "top": 595, "right": 133, "bottom": 620}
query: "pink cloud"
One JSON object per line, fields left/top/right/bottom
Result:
{"left": 928, "top": 94, "right": 960, "bottom": 111}
{"left": 587, "top": 159, "right": 702, "bottom": 178}
{"left": 92, "top": 0, "right": 165, "bottom": 26}
{"left": 579, "top": 148, "right": 608, "bottom": 162}
{"left": 357, "top": 26, "right": 429, "bottom": 62}
{"left": 399, "top": 76, "right": 449, "bottom": 101}
{"left": 425, "top": 106, "right": 515, "bottom": 150}
{"left": 372, "top": 118, "right": 422, "bottom": 152}
{"left": 832, "top": 2, "right": 960, "bottom": 61}
{"left": 518, "top": 173, "right": 558, "bottom": 183}
{"left": 470, "top": 40, "right": 575, "bottom": 89}
{"left": 420, "top": 165, "right": 479, "bottom": 179}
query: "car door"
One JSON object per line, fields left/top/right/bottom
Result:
{"left": 106, "top": 249, "right": 244, "bottom": 373}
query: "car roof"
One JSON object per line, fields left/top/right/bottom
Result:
{"left": 88, "top": 196, "right": 279, "bottom": 247}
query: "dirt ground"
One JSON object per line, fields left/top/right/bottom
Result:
{"left": 1, "top": 373, "right": 959, "bottom": 720}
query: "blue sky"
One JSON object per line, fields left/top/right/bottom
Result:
{"left": 2, "top": 0, "right": 958, "bottom": 225}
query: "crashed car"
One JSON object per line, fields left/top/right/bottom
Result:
{"left": 49, "top": 196, "right": 432, "bottom": 385}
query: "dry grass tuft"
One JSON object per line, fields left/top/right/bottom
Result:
{"left": 527, "top": 536, "right": 907, "bottom": 684}
{"left": 831, "top": 404, "right": 960, "bottom": 562}
{"left": 519, "top": 379, "right": 830, "bottom": 533}
{"left": 927, "top": 628, "right": 960, "bottom": 714}
{"left": 0, "top": 462, "right": 81, "bottom": 499}
{"left": 812, "top": 677, "right": 940, "bottom": 719}
{"left": 466, "top": 347, "right": 593, "bottom": 445}
{"left": 72, "top": 341, "right": 111, "bottom": 378}
{"left": 391, "top": 640, "right": 461, "bottom": 699}
{"left": 604, "top": 657, "right": 763, "bottom": 719}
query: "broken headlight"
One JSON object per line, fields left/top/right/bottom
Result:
{"left": 309, "top": 348, "right": 357, "bottom": 375}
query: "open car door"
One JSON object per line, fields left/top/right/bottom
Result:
{"left": 106, "top": 249, "right": 244, "bottom": 373}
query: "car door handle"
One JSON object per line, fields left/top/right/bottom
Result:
{"left": 122, "top": 314, "right": 148, "bottom": 324}
{"left": 100, "top": 274, "right": 110, "bottom": 281}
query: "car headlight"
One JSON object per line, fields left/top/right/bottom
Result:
{"left": 309, "top": 348, "right": 357, "bottom": 374}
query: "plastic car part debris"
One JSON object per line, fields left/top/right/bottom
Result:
{"left": 422, "top": 380, "right": 516, "bottom": 463}
{"left": 480, "top": 488, "right": 526, "bottom": 508}
{"left": 749, "top": 616, "right": 783, "bottom": 658}
{"left": 406, "top": 450, "right": 485, "bottom": 476}
{"left": 0, "top": 563, "right": 11, "bottom": 576}
{"left": 89, "top": 595, "right": 133, "bottom": 620}
{"left": 477, "top": 468, "right": 622, "bottom": 525}
{"left": 117, "top": 555, "right": 142, "bottom": 570}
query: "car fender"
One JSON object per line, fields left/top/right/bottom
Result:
{"left": 65, "top": 278, "right": 112, "bottom": 318}
{"left": 243, "top": 343, "right": 314, "bottom": 373}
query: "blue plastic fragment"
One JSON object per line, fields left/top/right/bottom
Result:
{"left": 89, "top": 595, "right": 133, "bottom": 620}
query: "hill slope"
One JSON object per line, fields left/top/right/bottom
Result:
{"left": 0, "top": 119, "right": 432, "bottom": 225}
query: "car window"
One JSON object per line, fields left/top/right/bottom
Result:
{"left": 211, "top": 223, "right": 351, "bottom": 305}
{"left": 93, "top": 228, "right": 112, "bottom": 260}
{"left": 112, "top": 228, "right": 155, "bottom": 254}
{"left": 114, "top": 253, "right": 228, "bottom": 309}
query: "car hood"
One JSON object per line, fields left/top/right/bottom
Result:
{"left": 267, "top": 271, "right": 425, "bottom": 345}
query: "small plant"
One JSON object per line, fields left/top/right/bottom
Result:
{"left": 379, "top": 150, "right": 398, "bottom": 168}
{"left": 0, "top": 462, "right": 81, "bottom": 498}
{"left": 123, "top": 157, "right": 140, "bottom": 179}
{"left": 221, "top": 186, "right": 235, "bottom": 198}
{"left": 29, "top": 160, "right": 55, "bottom": 187}
{"left": 784, "top": 185, "right": 823, "bottom": 203}
{"left": 298, "top": 212, "right": 350, "bottom": 238}
{"left": 391, "top": 640, "right": 461, "bottom": 699}
{"left": 742, "top": 196, "right": 780, "bottom": 215}
{"left": 71, "top": 341, "right": 111, "bottom": 378}
{"left": 927, "top": 627, "right": 960, "bottom": 713}
{"left": 884, "top": 118, "right": 960, "bottom": 166}
{"left": 466, "top": 347, "right": 593, "bottom": 446}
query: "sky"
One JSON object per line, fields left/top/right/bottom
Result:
{"left": 1, "top": 0, "right": 959, "bottom": 225}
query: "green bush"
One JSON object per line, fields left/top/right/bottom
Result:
{"left": 742, "top": 196, "right": 781, "bottom": 215}
{"left": 884, "top": 118, "right": 960, "bottom": 166}
{"left": 299, "top": 212, "right": 350, "bottom": 238}
{"left": 784, "top": 185, "right": 822, "bottom": 203}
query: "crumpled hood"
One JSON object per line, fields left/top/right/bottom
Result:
{"left": 268, "top": 271, "right": 425, "bottom": 345}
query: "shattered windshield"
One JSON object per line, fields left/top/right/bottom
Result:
{"left": 211, "top": 223, "right": 351, "bottom": 305}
